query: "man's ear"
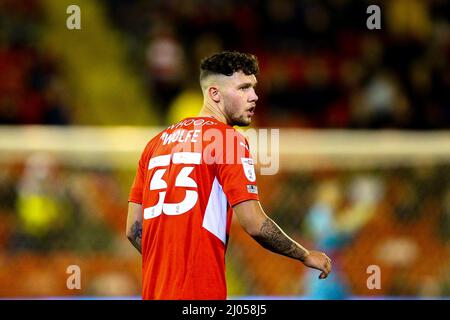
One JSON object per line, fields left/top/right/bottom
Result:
{"left": 208, "top": 86, "right": 221, "bottom": 103}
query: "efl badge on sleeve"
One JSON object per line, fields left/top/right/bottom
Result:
{"left": 247, "top": 185, "right": 258, "bottom": 194}
{"left": 241, "top": 158, "right": 256, "bottom": 182}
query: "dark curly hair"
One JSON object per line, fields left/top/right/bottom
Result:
{"left": 199, "top": 51, "right": 259, "bottom": 81}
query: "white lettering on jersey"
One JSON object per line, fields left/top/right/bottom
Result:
{"left": 166, "top": 119, "right": 216, "bottom": 130}
{"left": 161, "top": 129, "right": 202, "bottom": 145}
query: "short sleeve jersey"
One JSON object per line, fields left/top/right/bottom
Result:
{"left": 128, "top": 116, "right": 259, "bottom": 300}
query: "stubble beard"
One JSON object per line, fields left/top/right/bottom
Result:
{"left": 225, "top": 105, "right": 252, "bottom": 127}
{"left": 229, "top": 114, "right": 250, "bottom": 126}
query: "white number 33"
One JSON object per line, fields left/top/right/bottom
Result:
{"left": 144, "top": 153, "right": 200, "bottom": 220}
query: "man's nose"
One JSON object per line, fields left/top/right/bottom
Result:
{"left": 249, "top": 89, "right": 258, "bottom": 102}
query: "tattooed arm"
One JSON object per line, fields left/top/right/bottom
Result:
{"left": 126, "top": 202, "right": 142, "bottom": 254}
{"left": 233, "top": 200, "right": 332, "bottom": 279}
{"left": 253, "top": 217, "right": 309, "bottom": 261}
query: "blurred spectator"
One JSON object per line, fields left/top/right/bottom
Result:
{"left": 302, "top": 179, "right": 350, "bottom": 299}
{"left": 386, "top": 169, "right": 424, "bottom": 224}
{"left": 302, "top": 175, "right": 382, "bottom": 299}
{"left": 351, "top": 70, "right": 412, "bottom": 128}
{"left": 10, "top": 153, "right": 73, "bottom": 251}
{"left": 145, "top": 20, "right": 185, "bottom": 124}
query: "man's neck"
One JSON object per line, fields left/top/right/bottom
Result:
{"left": 198, "top": 103, "right": 229, "bottom": 125}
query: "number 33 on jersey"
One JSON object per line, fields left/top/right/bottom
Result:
{"left": 144, "top": 152, "right": 201, "bottom": 219}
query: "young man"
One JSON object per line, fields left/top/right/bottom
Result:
{"left": 126, "top": 51, "right": 332, "bottom": 300}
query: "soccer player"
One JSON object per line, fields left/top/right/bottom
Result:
{"left": 126, "top": 51, "right": 332, "bottom": 300}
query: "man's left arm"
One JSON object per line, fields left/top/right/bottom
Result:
{"left": 126, "top": 202, "right": 142, "bottom": 254}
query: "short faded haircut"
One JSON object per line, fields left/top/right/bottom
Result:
{"left": 199, "top": 51, "right": 259, "bottom": 84}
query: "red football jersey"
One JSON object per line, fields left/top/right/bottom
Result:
{"left": 128, "top": 116, "right": 259, "bottom": 300}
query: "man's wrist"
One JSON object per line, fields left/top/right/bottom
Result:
{"left": 299, "top": 248, "right": 310, "bottom": 262}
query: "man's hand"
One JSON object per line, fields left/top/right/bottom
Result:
{"left": 302, "top": 250, "right": 332, "bottom": 279}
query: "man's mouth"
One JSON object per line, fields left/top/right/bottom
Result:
{"left": 248, "top": 106, "right": 255, "bottom": 115}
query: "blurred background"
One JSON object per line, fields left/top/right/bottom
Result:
{"left": 0, "top": 0, "right": 448, "bottom": 299}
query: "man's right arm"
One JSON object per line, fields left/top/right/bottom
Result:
{"left": 233, "top": 200, "right": 332, "bottom": 279}
{"left": 126, "top": 202, "right": 143, "bottom": 254}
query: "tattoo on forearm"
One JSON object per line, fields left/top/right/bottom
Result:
{"left": 130, "top": 221, "right": 142, "bottom": 253}
{"left": 252, "top": 218, "right": 308, "bottom": 261}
